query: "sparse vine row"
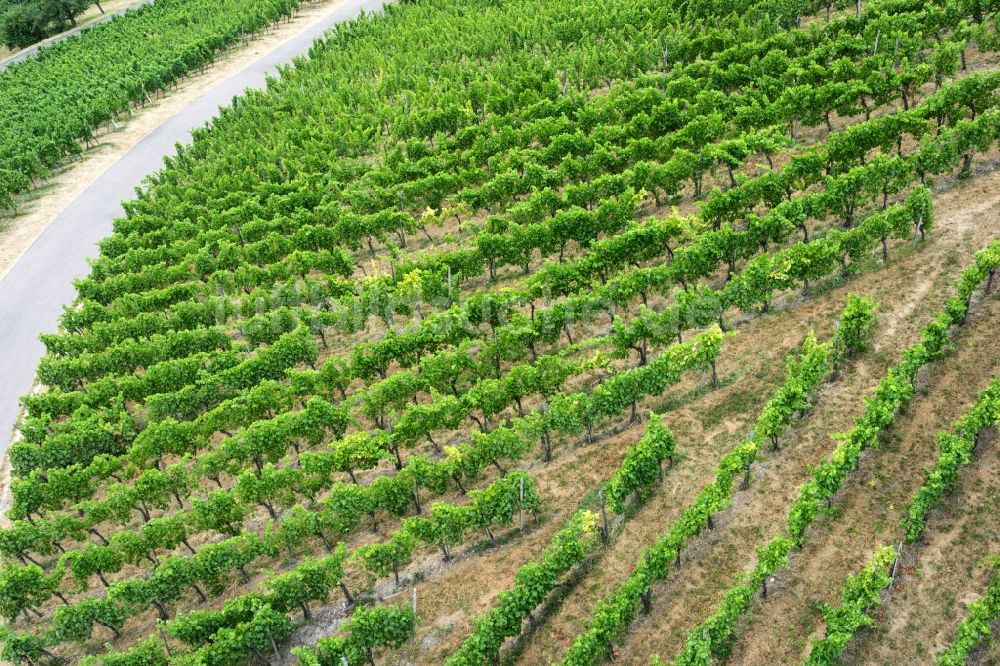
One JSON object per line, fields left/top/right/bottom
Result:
{"left": 659, "top": 239, "right": 1000, "bottom": 666}
{"left": 556, "top": 292, "right": 875, "bottom": 666}
{"left": 799, "top": 374, "right": 1000, "bottom": 666}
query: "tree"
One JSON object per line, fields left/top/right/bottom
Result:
{"left": 184, "top": 602, "right": 292, "bottom": 666}
{"left": 404, "top": 503, "right": 469, "bottom": 562}
{"left": 192, "top": 536, "right": 264, "bottom": 596}
{"left": 0, "top": 3, "right": 47, "bottom": 50}
{"left": 835, "top": 294, "right": 877, "bottom": 360}
{"left": 469, "top": 472, "right": 540, "bottom": 544}
{"left": 0, "top": 627, "right": 52, "bottom": 665}
{"left": 45, "top": 0, "right": 90, "bottom": 26}
{"left": 0, "top": 520, "right": 55, "bottom": 566}
{"left": 0, "top": 0, "right": 92, "bottom": 49}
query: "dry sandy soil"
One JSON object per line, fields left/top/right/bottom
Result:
{"left": 0, "top": 0, "right": 353, "bottom": 282}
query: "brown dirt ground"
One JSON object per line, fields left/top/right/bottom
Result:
{"left": 848, "top": 425, "right": 1000, "bottom": 666}
{"left": 723, "top": 290, "right": 1000, "bottom": 666}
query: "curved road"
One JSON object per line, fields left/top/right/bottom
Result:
{"left": 0, "top": 0, "right": 389, "bottom": 454}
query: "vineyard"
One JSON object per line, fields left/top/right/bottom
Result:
{"left": 0, "top": 0, "right": 999, "bottom": 664}
{"left": 0, "top": 0, "right": 306, "bottom": 214}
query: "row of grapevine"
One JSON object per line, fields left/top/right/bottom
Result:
{"left": 555, "top": 293, "right": 875, "bottom": 666}
{"left": 33, "top": 49, "right": 1000, "bottom": 438}
{"left": 0, "top": 327, "right": 725, "bottom": 660}
{"left": 443, "top": 418, "right": 675, "bottom": 666}
{"left": 802, "top": 547, "right": 899, "bottom": 665}
{"left": 443, "top": 511, "right": 602, "bottom": 666}
{"left": 937, "top": 559, "right": 1000, "bottom": 665}
{"left": 0, "top": 0, "right": 306, "bottom": 211}
{"left": 0, "top": 326, "right": 715, "bottom": 567}
{"left": 661, "top": 239, "right": 1000, "bottom": 666}
{"left": 0, "top": 470, "right": 539, "bottom": 663}
{"left": 800, "top": 374, "right": 1000, "bottom": 665}
{"left": 902, "top": 376, "right": 1000, "bottom": 543}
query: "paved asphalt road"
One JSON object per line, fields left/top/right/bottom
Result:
{"left": 0, "top": 0, "right": 155, "bottom": 70}
{"left": 0, "top": 0, "right": 390, "bottom": 455}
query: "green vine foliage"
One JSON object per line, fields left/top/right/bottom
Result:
{"left": 804, "top": 547, "right": 897, "bottom": 665}
{"left": 292, "top": 605, "right": 416, "bottom": 666}
{"left": 4, "top": 0, "right": 1000, "bottom": 662}
{"left": 605, "top": 415, "right": 676, "bottom": 514}
{"left": 659, "top": 241, "right": 1000, "bottom": 666}
{"left": 801, "top": 374, "right": 999, "bottom": 666}
{"left": 902, "top": 377, "right": 1000, "bottom": 543}
{"left": 446, "top": 511, "right": 600, "bottom": 665}
{"left": 937, "top": 559, "right": 1000, "bottom": 666}
{"left": 561, "top": 288, "right": 889, "bottom": 666}
{"left": 835, "top": 294, "right": 878, "bottom": 360}
{"left": 788, "top": 240, "right": 1000, "bottom": 547}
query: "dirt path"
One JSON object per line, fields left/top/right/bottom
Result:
{"left": 0, "top": 0, "right": 355, "bottom": 282}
